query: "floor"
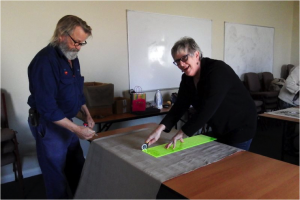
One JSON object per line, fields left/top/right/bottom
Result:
{"left": 1, "top": 173, "right": 46, "bottom": 199}
{"left": 1, "top": 118, "right": 299, "bottom": 199}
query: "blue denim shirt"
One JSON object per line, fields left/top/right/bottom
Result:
{"left": 27, "top": 44, "right": 85, "bottom": 122}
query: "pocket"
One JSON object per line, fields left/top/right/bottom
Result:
{"left": 36, "top": 122, "right": 46, "bottom": 138}
{"left": 60, "top": 77, "right": 74, "bottom": 85}
{"left": 59, "top": 77, "right": 76, "bottom": 100}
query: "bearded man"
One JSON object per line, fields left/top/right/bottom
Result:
{"left": 27, "top": 15, "right": 95, "bottom": 199}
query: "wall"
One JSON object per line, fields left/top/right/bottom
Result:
{"left": 1, "top": 1, "right": 298, "bottom": 181}
{"left": 291, "top": 1, "right": 299, "bottom": 66}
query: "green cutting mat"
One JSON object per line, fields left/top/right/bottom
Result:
{"left": 143, "top": 135, "right": 216, "bottom": 158}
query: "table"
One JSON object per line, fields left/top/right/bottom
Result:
{"left": 259, "top": 110, "right": 299, "bottom": 123}
{"left": 259, "top": 107, "right": 299, "bottom": 160}
{"left": 76, "top": 123, "right": 299, "bottom": 199}
{"left": 162, "top": 151, "right": 299, "bottom": 199}
{"left": 77, "top": 107, "right": 171, "bottom": 132}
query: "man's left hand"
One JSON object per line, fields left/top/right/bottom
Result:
{"left": 86, "top": 115, "right": 95, "bottom": 128}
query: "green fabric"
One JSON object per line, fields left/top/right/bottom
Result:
{"left": 143, "top": 135, "right": 216, "bottom": 158}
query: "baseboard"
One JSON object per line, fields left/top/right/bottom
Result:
{"left": 1, "top": 155, "right": 42, "bottom": 184}
{"left": 1, "top": 152, "right": 88, "bottom": 184}
{"left": 1, "top": 167, "right": 42, "bottom": 184}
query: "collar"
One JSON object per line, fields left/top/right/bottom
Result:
{"left": 51, "top": 44, "right": 77, "bottom": 62}
{"left": 53, "top": 45, "right": 66, "bottom": 59}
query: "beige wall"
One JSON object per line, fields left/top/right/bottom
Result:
{"left": 291, "top": 1, "right": 299, "bottom": 66}
{"left": 1, "top": 1, "right": 298, "bottom": 156}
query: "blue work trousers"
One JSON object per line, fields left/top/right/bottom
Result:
{"left": 28, "top": 118, "right": 85, "bottom": 199}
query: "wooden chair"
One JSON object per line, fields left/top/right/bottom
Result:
{"left": 1, "top": 92, "right": 24, "bottom": 198}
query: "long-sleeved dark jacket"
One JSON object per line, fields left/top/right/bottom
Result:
{"left": 27, "top": 44, "right": 85, "bottom": 122}
{"left": 161, "top": 58, "right": 257, "bottom": 143}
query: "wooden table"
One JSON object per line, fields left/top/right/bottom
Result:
{"left": 259, "top": 112, "right": 299, "bottom": 123}
{"left": 163, "top": 151, "right": 299, "bottom": 199}
{"left": 77, "top": 106, "right": 171, "bottom": 132}
{"left": 259, "top": 108, "right": 299, "bottom": 160}
{"left": 89, "top": 123, "right": 299, "bottom": 199}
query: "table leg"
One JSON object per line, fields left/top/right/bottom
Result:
{"left": 281, "top": 121, "right": 287, "bottom": 160}
{"left": 156, "top": 184, "right": 187, "bottom": 199}
{"left": 99, "top": 123, "right": 112, "bottom": 132}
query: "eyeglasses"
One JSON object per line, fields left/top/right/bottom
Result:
{"left": 67, "top": 33, "right": 87, "bottom": 46}
{"left": 173, "top": 54, "right": 191, "bottom": 66}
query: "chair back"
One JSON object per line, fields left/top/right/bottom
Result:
{"left": 287, "top": 64, "right": 295, "bottom": 75}
{"left": 244, "top": 72, "right": 261, "bottom": 92}
{"left": 262, "top": 72, "right": 274, "bottom": 91}
{"left": 281, "top": 64, "right": 295, "bottom": 79}
{"left": 1, "top": 93, "right": 9, "bottom": 128}
{"left": 0, "top": 92, "right": 24, "bottom": 197}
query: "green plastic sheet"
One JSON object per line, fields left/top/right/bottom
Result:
{"left": 143, "top": 135, "right": 216, "bottom": 158}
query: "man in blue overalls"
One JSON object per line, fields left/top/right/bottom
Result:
{"left": 27, "top": 15, "right": 95, "bottom": 199}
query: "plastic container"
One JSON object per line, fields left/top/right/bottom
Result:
{"left": 154, "top": 90, "right": 163, "bottom": 109}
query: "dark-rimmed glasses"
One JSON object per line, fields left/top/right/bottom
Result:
{"left": 67, "top": 33, "right": 87, "bottom": 46}
{"left": 173, "top": 54, "right": 191, "bottom": 66}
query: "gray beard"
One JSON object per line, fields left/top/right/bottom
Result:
{"left": 59, "top": 41, "right": 79, "bottom": 60}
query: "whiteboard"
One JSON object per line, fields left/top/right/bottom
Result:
{"left": 224, "top": 22, "right": 274, "bottom": 80}
{"left": 127, "top": 10, "right": 212, "bottom": 91}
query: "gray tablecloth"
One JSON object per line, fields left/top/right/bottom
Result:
{"left": 75, "top": 127, "right": 242, "bottom": 199}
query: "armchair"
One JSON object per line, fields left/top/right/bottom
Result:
{"left": 261, "top": 72, "right": 275, "bottom": 91}
{"left": 244, "top": 72, "right": 279, "bottom": 112}
{"left": 281, "top": 64, "right": 295, "bottom": 79}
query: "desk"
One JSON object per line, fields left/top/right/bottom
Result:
{"left": 163, "top": 151, "right": 299, "bottom": 199}
{"left": 77, "top": 107, "right": 171, "bottom": 132}
{"left": 259, "top": 107, "right": 299, "bottom": 160}
{"left": 259, "top": 111, "right": 299, "bottom": 123}
{"left": 75, "top": 123, "right": 299, "bottom": 199}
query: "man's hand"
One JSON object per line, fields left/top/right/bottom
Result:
{"left": 86, "top": 115, "right": 95, "bottom": 129}
{"left": 165, "top": 130, "right": 185, "bottom": 149}
{"left": 81, "top": 104, "right": 95, "bottom": 128}
{"left": 54, "top": 117, "right": 96, "bottom": 140}
{"left": 74, "top": 126, "right": 95, "bottom": 140}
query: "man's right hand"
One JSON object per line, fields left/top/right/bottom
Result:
{"left": 54, "top": 117, "right": 96, "bottom": 140}
{"left": 74, "top": 126, "right": 96, "bottom": 140}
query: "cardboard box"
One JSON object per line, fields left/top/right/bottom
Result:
{"left": 79, "top": 82, "right": 114, "bottom": 119}
{"left": 77, "top": 105, "right": 113, "bottom": 119}
{"left": 113, "top": 97, "right": 131, "bottom": 114}
{"left": 83, "top": 82, "right": 114, "bottom": 107}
